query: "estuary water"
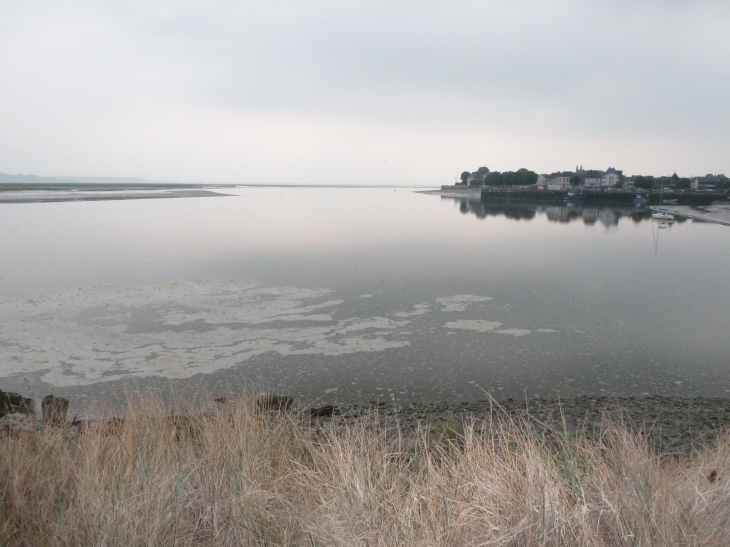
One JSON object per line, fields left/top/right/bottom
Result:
{"left": 1, "top": 186, "right": 729, "bottom": 410}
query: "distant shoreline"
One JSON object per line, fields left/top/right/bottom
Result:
{"left": 0, "top": 180, "right": 437, "bottom": 190}
{"left": 0, "top": 182, "right": 218, "bottom": 191}
{"left": 425, "top": 185, "right": 729, "bottom": 206}
{"left": 0, "top": 186, "right": 232, "bottom": 203}
{"left": 0, "top": 183, "right": 442, "bottom": 203}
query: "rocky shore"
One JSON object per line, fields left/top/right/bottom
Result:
{"left": 3, "top": 389, "right": 729, "bottom": 456}
{"left": 307, "top": 395, "right": 730, "bottom": 456}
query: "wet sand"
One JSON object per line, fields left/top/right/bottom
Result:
{"left": 0, "top": 184, "right": 232, "bottom": 203}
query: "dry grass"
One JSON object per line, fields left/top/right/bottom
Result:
{"left": 2, "top": 392, "right": 730, "bottom": 546}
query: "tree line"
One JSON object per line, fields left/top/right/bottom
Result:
{"left": 460, "top": 168, "right": 538, "bottom": 187}
{"left": 459, "top": 169, "right": 728, "bottom": 191}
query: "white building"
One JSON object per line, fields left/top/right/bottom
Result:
{"left": 548, "top": 180, "right": 571, "bottom": 191}
{"left": 601, "top": 167, "right": 622, "bottom": 187}
{"left": 548, "top": 172, "right": 572, "bottom": 191}
{"left": 550, "top": 172, "right": 572, "bottom": 185}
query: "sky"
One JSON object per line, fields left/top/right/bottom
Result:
{"left": 1, "top": 1, "right": 729, "bottom": 185}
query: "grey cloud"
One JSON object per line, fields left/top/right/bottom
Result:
{"left": 112, "top": 1, "right": 730, "bottom": 132}
{"left": 1, "top": 1, "right": 729, "bottom": 180}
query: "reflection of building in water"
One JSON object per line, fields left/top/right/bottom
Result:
{"left": 454, "top": 198, "right": 536, "bottom": 220}
{"left": 542, "top": 205, "right": 642, "bottom": 226}
{"left": 445, "top": 196, "right": 652, "bottom": 225}
{"left": 543, "top": 206, "right": 580, "bottom": 223}
{"left": 581, "top": 208, "right": 599, "bottom": 224}
{"left": 458, "top": 198, "right": 487, "bottom": 218}
{"left": 598, "top": 209, "right": 619, "bottom": 228}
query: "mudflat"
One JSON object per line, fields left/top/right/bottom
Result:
{"left": 0, "top": 183, "right": 232, "bottom": 203}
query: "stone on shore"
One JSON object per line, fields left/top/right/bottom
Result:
{"left": 0, "top": 389, "right": 35, "bottom": 417}
{"left": 257, "top": 394, "right": 294, "bottom": 412}
{"left": 310, "top": 405, "right": 335, "bottom": 418}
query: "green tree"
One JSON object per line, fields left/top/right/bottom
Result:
{"left": 634, "top": 176, "right": 655, "bottom": 190}
{"left": 515, "top": 168, "right": 538, "bottom": 186}
{"left": 498, "top": 169, "right": 538, "bottom": 187}
{"left": 675, "top": 177, "right": 691, "bottom": 189}
{"left": 569, "top": 174, "right": 582, "bottom": 187}
{"left": 485, "top": 172, "right": 504, "bottom": 186}
{"left": 460, "top": 171, "right": 470, "bottom": 185}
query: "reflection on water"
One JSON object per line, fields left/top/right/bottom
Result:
{"left": 450, "top": 196, "right": 692, "bottom": 227}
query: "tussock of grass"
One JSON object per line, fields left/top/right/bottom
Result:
{"left": 2, "top": 392, "right": 730, "bottom": 546}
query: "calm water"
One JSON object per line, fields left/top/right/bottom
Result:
{"left": 1, "top": 187, "right": 729, "bottom": 411}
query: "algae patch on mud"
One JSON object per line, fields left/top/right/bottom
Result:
{"left": 435, "top": 295, "right": 493, "bottom": 312}
{"left": 444, "top": 320, "right": 502, "bottom": 333}
{"left": 0, "top": 280, "right": 410, "bottom": 386}
{"left": 0, "top": 283, "right": 554, "bottom": 389}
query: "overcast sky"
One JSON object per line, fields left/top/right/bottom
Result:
{"left": 1, "top": 1, "right": 729, "bottom": 184}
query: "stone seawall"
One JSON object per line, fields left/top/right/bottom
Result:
{"left": 478, "top": 188, "right": 725, "bottom": 206}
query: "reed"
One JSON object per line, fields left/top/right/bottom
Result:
{"left": 1, "top": 392, "right": 729, "bottom": 546}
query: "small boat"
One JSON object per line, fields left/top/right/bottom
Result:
{"left": 650, "top": 201, "right": 675, "bottom": 221}
{"left": 651, "top": 183, "right": 673, "bottom": 219}
{"left": 633, "top": 193, "right": 648, "bottom": 205}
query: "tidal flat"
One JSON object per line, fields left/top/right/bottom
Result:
{"left": 0, "top": 182, "right": 231, "bottom": 203}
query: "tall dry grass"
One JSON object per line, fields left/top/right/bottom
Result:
{"left": 1, "top": 393, "right": 730, "bottom": 546}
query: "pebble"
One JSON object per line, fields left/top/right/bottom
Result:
{"left": 305, "top": 396, "right": 730, "bottom": 456}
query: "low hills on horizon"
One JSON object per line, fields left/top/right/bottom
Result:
{"left": 0, "top": 172, "right": 152, "bottom": 184}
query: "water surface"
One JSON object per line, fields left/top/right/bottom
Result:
{"left": 1, "top": 187, "right": 728, "bottom": 410}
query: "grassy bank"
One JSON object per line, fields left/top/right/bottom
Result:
{"left": 2, "top": 393, "right": 730, "bottom": 546}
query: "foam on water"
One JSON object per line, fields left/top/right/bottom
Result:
{"left": 435, "top": 295, "right": 493, "bottom": 312}
{"left": 0, "top": 280, "right": 411, "bottom": 386}
{"left": 392, "top": 303, "right": 431, "bottom": 317}
{"left": 495, "top": 328, "right": 532, "bottom": 337}
{"left": 0, "top": 283, "right": 547, "bottom": 387}
{"left": 444, "top": 320, "right": 502, "bottom": 332}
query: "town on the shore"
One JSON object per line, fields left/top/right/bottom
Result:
{"left": 454, "top": 166, "right": 730, "bottom": 193}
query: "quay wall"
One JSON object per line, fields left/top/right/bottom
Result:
{"left": 475, "top": 188, "right": 726, "bottom": 206}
